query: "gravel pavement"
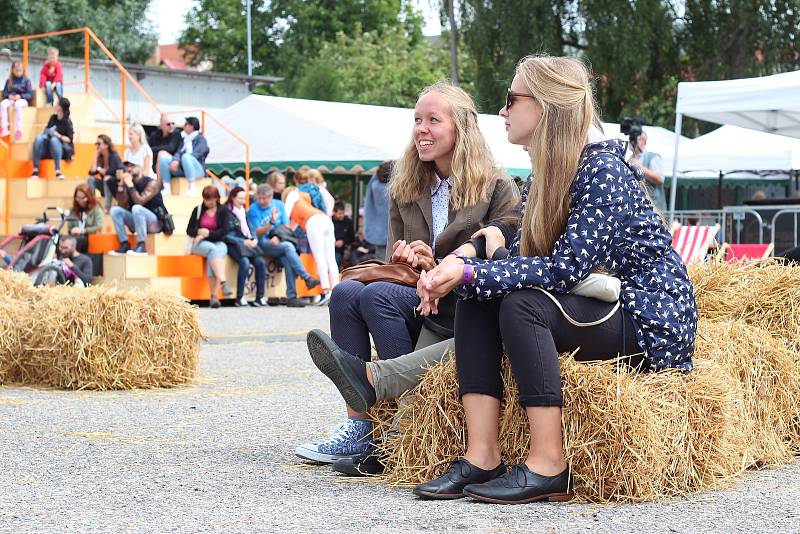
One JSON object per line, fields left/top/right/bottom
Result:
{"left": 1, "top": 306, "right": 799, "bottom": 533}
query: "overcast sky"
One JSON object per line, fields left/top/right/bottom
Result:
{"left": 148, "top": 0, "right": 442, "bottom": 45}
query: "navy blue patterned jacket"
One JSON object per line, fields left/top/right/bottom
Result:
{"left": 460, "top": 139, "right": 697, "bottom": 371}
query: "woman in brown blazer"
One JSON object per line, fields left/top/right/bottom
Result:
{"left": 296, "top": 83, "right": 519, "bottom": 466}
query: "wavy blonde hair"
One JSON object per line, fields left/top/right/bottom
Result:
{"left": 517, "top": 56, "right": 600, "bottom": 257}
{"left": 390, "top": 83, "right": 502, "bottom": 209}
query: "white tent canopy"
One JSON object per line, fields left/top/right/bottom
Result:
{"left": 669, "top": 70, "right": 800, "bottom": 211}
{"left": 204, "top": 94, "right": 534, "bottom": 176}
{"left": 678, "top": 125, "right": 800, "bottom": 173}
{"left": 205, "top": 95, "right": 687, "bottom": 179}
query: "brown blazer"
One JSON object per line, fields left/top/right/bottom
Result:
{"left": 386, "top": 174, "right": 519, "bottom": 261}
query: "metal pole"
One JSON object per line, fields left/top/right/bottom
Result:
{"left": 84, "top": 29, "right": 90, "bottom": 93}
{"left": 121, "top": 73, "right": 126, "bottom": 144}
{"left": 246, "top": 0, "right": 253, "bottom": 77}
{"left": 446, "top": 0, "right": 458, "bottom": 85}
{"left": 22, "top": 38, "right": 28, "bottom": 74}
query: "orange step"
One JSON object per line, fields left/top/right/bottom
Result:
{"left": 88, "top": 233, "right": 136, "bottom": 254}
{"left": 297, "top": 252, "right": 323, "bottom": 297}
{"left": 157, "top": 255, "right": 204, "bottom": 277}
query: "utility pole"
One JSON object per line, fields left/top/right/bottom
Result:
{"left": 246, "top": 0, "right": 253, "bottom": 77}
{"left": 446, "top": 0, "right": 458, "bottom": 86}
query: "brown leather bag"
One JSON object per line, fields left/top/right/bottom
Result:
{"left": 339, "top": 259, "right": 420, "bottom": 287}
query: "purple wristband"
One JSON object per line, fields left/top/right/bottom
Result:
{"left": 449, "top": 250, "right": 466, "bottom": 260}
{"left": 462, "top": 264, "right": 474, "bottom": 285}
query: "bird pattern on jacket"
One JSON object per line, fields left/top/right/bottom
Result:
{"left": 459, "top": 139, "right": 697, "bottom": 371}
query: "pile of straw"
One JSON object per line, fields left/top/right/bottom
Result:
{"left": 0, "top": 279, "right": 201, "bottom": 389}
{"left": 0, "top": 269, "right": 34, "bottom": 301}
{"left": 372, "top": 260, "right": 800, "bottom": 502}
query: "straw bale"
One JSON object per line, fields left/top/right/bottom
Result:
{"left": 375, "top": 348, "right": 749, "bottom": 502}
{"left": 12, "top": 285, "right": 201, "bottom": 389}
{"left": 694, "top": 319, "right": 800, "bottom": 463}
{"left": 0, "top": 299, "right": 27, "bottom": 383}
{"left": 689, "top": 259, "right": 800, "bottom": 350}
{"left": 0, "top": 269, "right": 34, "bottom": 301}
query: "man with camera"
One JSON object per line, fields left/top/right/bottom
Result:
{"left": 109, "top": 161, "right": 166, "bottom": 256}
{"left": 628, "top": 130, "right": 666, "bottom": 212}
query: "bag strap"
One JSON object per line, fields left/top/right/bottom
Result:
{"left": 533, "top": 287, "right": 620, "bottom": 327}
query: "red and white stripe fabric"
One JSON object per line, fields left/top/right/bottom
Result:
{"left": 724, "top": 243, "right": 773, "bottom": 262}
{"left": 671, "top": 225, "right": 718, "bottom": 264}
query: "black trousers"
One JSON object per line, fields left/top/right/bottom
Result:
{"left": 455, "top": 289, "right": 642, "bottom": 407}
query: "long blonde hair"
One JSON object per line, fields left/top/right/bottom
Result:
{"left": 390, "top": 83, "right": 501, "bottom": 210}
{"left": 517, "top": 56, "right": 599, "bottom": 257}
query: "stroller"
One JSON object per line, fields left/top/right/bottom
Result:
{"left": 0, "top": 207, "right": 77, "bottom": 285}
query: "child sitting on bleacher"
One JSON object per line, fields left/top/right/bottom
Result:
{"left": 1, "top": 61, "right": 33, "bottom": 140}
{"left": 39, "top": 47, "right": 64, "bottom": 106}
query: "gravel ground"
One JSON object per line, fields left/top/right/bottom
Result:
{"left": 1, "top": 306, "right": 799, "bottom": 533}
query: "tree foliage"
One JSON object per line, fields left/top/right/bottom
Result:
{"left": 177, "top": 0, "right": 799, "bottom": 131}
{"left": 0, "top": 0, "right": 157, "bottom": 64}
{"left": 180, "top": 0, "right": 416, "bottom": 93}
{"left": 454, "top": 0, "right": 799, "bottom": 129}
{"left": 295, "top": 25, "right": 474, "bottom": 108}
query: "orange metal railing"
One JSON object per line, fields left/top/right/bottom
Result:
{"left": 0, "top": 27, "right": 251, "bottom": 233}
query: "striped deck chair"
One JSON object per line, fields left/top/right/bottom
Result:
{"left": 671, "top": 223, "right": 720, "bottom": 264}
{"left": 722, "top": 243, "right": 774, "bottom": 262}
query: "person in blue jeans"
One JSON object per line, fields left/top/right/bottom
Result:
{"left": 158, "top": 116, "right": 209, "bottom": 197}
{"left": 248, "top": 183, "right": 320, "bottom": 307}
{"left": 225, "top": 186, "right": 267, "bottom": 306}
{"left": 32, "top": 97, "right": 73, "bottom": 179}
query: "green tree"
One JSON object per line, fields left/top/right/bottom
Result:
{"left": 179, "top": 0, "right": 277, "bottom": 76}
{"left": 456, "top": 0, "right": 574, "bottom": 111}
{"left": 2, "top": 0, "right": 157, "bottom": 64}
{"left": 580, "top": 0, "right": 681, "bottom": 126}
{"left": 180, "top": 0, "right": 419, "bottom": 94}
{"left": 295, "top": 24, "right": 474, "bottom": 108}
{"left": 681, "top": 0, "right": 800, "bottom": 81}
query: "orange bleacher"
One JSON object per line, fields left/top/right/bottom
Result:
{"left": 0, "top": 27, "right": 315, "bottom": 303}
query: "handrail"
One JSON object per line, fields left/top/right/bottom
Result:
{"left": 206, "top": 169, "right": 232, "bottom": 193}
{"left": 0, "top": 27, "right": 252, "bottom": 228}
{"left": 87, "top": 81, "right": 121, "bottom": 123}
{"left": 771, "top": 208, "right": 800, "bottom": 249}
{"left": 0, "top": 28, "right": 86, "bottom": 44}
{"left": 85, "top": 28, "right": 163, "bottom": 116}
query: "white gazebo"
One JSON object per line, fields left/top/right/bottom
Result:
{"left": 669, "top": 70, "right": 800, "bottom": 212}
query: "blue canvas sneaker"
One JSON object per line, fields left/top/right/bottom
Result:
{"left": 295, "top": 418, "right": 373, "bottom": 464}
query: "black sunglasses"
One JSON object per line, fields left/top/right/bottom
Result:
{"left": 506, "top": 88, "right": 537, "bottom": 110}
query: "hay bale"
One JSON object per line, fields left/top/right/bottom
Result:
{"left": 0, "top": 269, "right": 34, "bottom": 301}
{"left": 689, "top": 259, "right": 800, "bottom": 350}
{"left": 371, "top": 261, "right": 800, "bottom": 502}
{"left": 695, "top": 319, "right": 800, "bottom": 463}
{"left": 375, "top": 348, "right": 750, "bottom": 502}
{"left": 0, "top": 299, "right": 26, "bottom": 384}
{"left": 15, "top": 285, "right": 201, "bottom": 389}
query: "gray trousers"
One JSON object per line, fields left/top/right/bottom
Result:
{"left": 366, "top": 326, "right": 453, "bottom": 402}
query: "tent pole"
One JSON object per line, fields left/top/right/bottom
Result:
{"left": 717, "top": 171, "right": 723, "bottom": 209}
{"left": 669, "top": 112, "right": 683, "bottom": 217}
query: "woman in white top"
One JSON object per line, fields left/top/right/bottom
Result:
{"left": 124, "top": 123, "right": 153, "bottom": 177}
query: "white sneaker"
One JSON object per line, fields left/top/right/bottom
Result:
{"left": 313, "top": 292, "right": 331, "bottom": 306}
{"left": 186, "top": 183, "right": 196, "bottom": 196}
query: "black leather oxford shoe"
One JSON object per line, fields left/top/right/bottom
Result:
{"left": 464, "top": 464, "right": 573, "bottom": 504}
{"left": 412, "top": 459, "right": 506, "bottom": 500}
